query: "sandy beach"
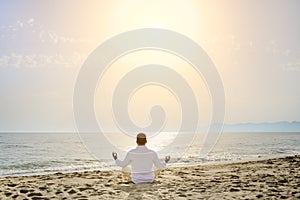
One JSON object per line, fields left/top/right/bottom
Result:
{"left": 0, "top": 155, "right": 299, "bottom": 200}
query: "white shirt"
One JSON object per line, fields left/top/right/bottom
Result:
{"left": 115, "top": 146, "right": 166, "bottom": 184}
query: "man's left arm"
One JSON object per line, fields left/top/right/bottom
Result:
{"left": 113, "top": 152, "right": 131, "bottom": 168}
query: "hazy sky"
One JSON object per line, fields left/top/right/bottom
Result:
{"left": 0, "top": 0, "right": 300, "bottom": 132}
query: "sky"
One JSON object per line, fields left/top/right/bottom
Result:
{"left": 0, "top": 0, "right": 300, "bottom": 132}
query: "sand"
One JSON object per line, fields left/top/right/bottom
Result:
{"left": 0, "top": 155, "right": 299, "bottom": 200}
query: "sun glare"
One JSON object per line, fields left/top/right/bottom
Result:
{"left": 111, "top": 0, "right": 201, "bottom": 40}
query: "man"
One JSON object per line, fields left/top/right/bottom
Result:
{"left": 112, "top": 133, "right": 170, "bottom": 184}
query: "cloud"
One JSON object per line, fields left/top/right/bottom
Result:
{"left": 0, "top": 18, "right": 94, "bottom": 45}
{"left": 27, "top": 18, "right": 34, "bottom": 25}
{"left": 0, "top": 19, "right": 93, "bottom": 69}
{"left": 282, "top": 62, "right": 300, "bottom": 72}
{"left": 16, "top": 20, "right": 24, "bottom": 28}
{"left": 47, "top": 32, "right": 75, "bottom": 44}
{"left": 0, "top": 52, "right": 85, "bottom": 68}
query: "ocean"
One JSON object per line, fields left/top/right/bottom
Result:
{"left": 0, "top": 132, "right": 299, "bottom": 177}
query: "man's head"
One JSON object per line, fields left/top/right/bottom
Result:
{"left": 136, "top": 133, "right": 147, "bottom": 146}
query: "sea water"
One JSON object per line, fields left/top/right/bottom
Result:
{"left": 0, "top": 132, "right": 299, "bottom": 177}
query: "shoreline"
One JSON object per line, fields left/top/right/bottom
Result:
{"left": 1, "top": 155, "right": 299, "bottom": 199}
{"left": 2, "top": 153, "right": 297, "bottom": 179}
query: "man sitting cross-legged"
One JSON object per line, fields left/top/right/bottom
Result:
{"left": 112, "top": 133, "right": 170, "bottom": 184}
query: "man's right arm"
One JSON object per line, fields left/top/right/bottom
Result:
{"left": 152, "top": 152, "right": 167, "bottom": 169}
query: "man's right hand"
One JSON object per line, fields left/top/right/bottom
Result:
{"left": 112, "top": 152, "right": 118, "bottom": 160}
{"left": 165, "top": 155, "right": 170, "bottom": 163}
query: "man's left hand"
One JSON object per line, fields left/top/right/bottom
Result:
{"left": 112, "top": 152, "right": 118, "bottom": 160}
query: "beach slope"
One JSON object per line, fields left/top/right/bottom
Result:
{"left": 1, "top": 156, "right": 299, "bottom": 199}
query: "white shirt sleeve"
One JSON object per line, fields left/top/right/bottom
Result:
{"left": 152, "top": 152, "right": 166, "bottom": 169}
{"left": 115, "top": 152, "right": 131, "bottom": 168}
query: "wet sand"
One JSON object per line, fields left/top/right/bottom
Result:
{"left": 0, "top": 155, "right": 299, "bottom": 199}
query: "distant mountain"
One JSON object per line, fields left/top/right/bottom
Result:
{"left": 220, "top": 121, "right": 300, "bottom": 132}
